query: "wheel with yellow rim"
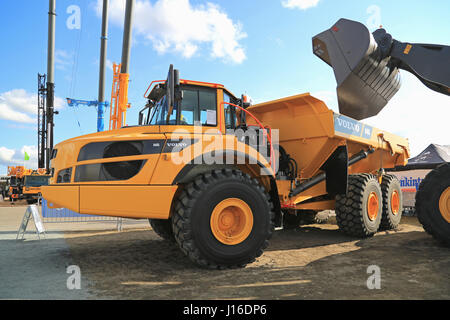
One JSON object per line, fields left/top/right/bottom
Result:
{"left": 172, "top": 168, "right": 274, "bottom": 269}
{"left": 336, "top": 174, "right": 382, "bottom": 237}
{"left": 380, "top": 174, "right": 403, "bottom": 230}
{"left": 416, "top": 163, "right": 450, "bottom": 246}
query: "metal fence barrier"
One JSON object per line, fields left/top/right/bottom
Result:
{"left": 41, "top": 198, "right": 121, "bottom": 224}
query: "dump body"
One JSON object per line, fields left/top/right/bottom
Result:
{"left": 247, "top": 93, "right": 409, "bottom": 208}
{"left": 248, "top": 93, "right": 409, "bottom": 176}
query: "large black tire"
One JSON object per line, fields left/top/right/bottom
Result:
{"left": 172, "top": 168, "right": 274, "bottom": 269}
{"left": 336, "top": 174, "right": 382, "bottom": 237}
{"left": 416, "top": 163, "right": 450, "bottom": 246}
{"left": 380, "top": 174, "right": 403, "bottom": 230}
{"left": 149, "top": 218, "right": 175, "bottom": 242}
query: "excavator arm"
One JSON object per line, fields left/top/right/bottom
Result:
{"left": 313, "top": 18, "right": 450, "bottom": 120}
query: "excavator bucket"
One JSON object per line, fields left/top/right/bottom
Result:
{"left": 313, "top": 19, "right": 401, "bottom": 120}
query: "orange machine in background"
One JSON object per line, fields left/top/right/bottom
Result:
{"left": 7, "top": 166, "right": 50, "bottom": 203}
{"left": 109, "top": 63, "right": 131, "bottom": 130}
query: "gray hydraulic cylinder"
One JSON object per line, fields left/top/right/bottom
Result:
{"left": 120, "top": 0, "right": 134, "bottom": 74}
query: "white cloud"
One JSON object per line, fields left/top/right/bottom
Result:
{"left": 106, "top": 59, "right": 114, "bottom": 71}
{"left": 311, "top": 90, "right": 337, "bottom": 111}
{"left": 93, "top": 58, "right": 115, "bottom": 71}
{"left": 0, "top": 147, "right": 15, "bottom": 164}
{"left": 0, "top": 145, "right": 38, "bottom": 169}
{"left": 55, "top": 49, "right": 74, "bottom": 70}
{"left": 1, "top": 89, "right": 39, "bottom": 115}
{"left": 96, "top": 0, "right": 247, "bottom": 63}
{"left": 281, "top": 0, "right": 320, "bottom": 10}
{"left": 0, "top": 89, "right": 65, "bottom": 124}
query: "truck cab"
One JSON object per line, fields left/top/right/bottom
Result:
{"left": 42, "top": 69, "right": 273, "bottom": 219}
{"left": 138, "top": 78, "right": 241, "bottom": 133}
{"left": 22, "top": 174, "right": 50, "bottom": 204}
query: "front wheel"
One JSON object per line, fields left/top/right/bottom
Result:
{"left": 172, "top": 169, "right": 274, "bottom": 269}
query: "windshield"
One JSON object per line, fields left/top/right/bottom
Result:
{"left": 24, "top": 175, "right": 50, "bottom": 187}
{"left": 148, "top": 95, "right": 178, "bottom": 125}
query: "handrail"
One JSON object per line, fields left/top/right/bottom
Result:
{"left": 143, "top": 80, "right": 165, "bottom": 98}
{"left": 219, "top": 101, "right": 275, "bottom": 174}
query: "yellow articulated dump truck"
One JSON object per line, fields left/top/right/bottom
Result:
{"left": 42, "top": 18, "right": 449, "bottom": 268}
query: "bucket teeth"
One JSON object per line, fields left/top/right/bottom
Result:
{"left": 313, "top": 18, "right": 401, "bottom": 120}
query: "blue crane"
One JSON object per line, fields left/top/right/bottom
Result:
{"left": 66, "top": 98, "right": 109, "bottom": 132}
{"left": 65, "top": 0, "right": 111, "bottom": 133}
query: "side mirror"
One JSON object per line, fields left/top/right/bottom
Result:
{"left": 166, "top": 65, "right": 181, "bottom": 107}
{"left": 138, "top": 112, "right": 144, "bottom": 125}
{"left": 166, "top": 64, "right": 175, "bottom": 110}
{"left": 165, "top": 65, "right": 182, "bottom": 122}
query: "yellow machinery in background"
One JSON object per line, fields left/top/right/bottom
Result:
{"left": 7, "top": 166, "right": 30, "bottom": 201}
{"left": 7, "top": 166, "right": 50, "bottom": 203}
{"left": 42, "top": 18, "right": 449, "bottom": 268}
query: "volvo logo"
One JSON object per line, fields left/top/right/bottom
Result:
{"left": 336, "top": 117, "right": 361, "bottom": 133}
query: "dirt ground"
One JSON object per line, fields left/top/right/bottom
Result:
{"left": 1, "top": 204, "right": 449, "bottom": 300}
{"left": 0, "top": 198, "right": 28, "bottom": 207}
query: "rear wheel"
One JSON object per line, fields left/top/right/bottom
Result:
{"left": 172, "top": 168, "right": 274, "bottom": 269}
{"left": 149, "top": 219, "right": 175, "bottom": 242}
{"left": 416, "top": 163, "right": 450, "bottom": 246}
{"left": 335, "top": 174, "right": 382, "bottom": 237}
{"left": 380, "top": 174, "right": 403, "bottom": 230}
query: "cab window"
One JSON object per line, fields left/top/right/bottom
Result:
{"left": 180, "top": 89, "right": 197, "bottom": 125}
{"left": 199, "top": 90, "right": 216, "bottom": 126}
{"left": 179, "top": 87, "right": 217, "bottom": 126}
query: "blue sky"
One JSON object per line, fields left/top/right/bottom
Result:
{"left": 0, "top": 0, "right": 449, "bottom": 174}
